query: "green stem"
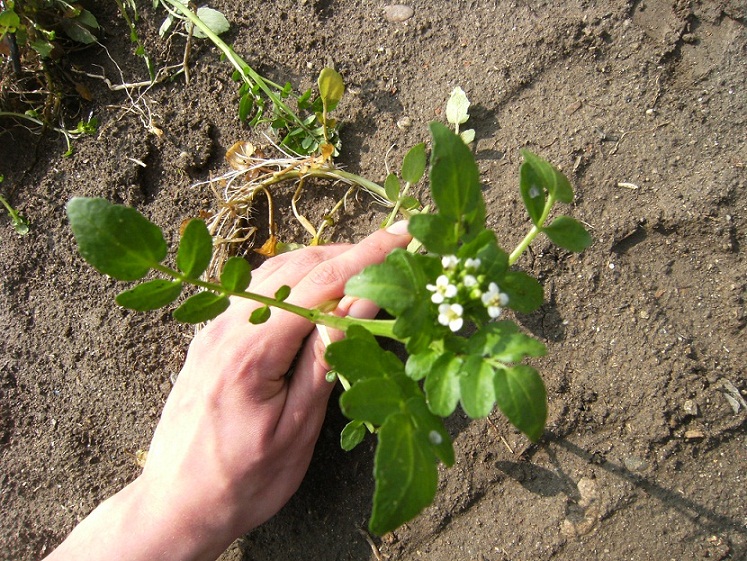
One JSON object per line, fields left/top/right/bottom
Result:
{"left": 0, "top": 111, "right": 74, "bottom": 152}
{"left": 250, "top": 165, "right": 394, "bottom": 210}
{"left": 159, "top": 0, "right": 311, "bottom": 136}
{"left": 151, "top": 264, "right": 403, "bottom": 341}
{"left": 508, "top": 194, "right": 555, "bottom": 266}
{"left": 0, "top": 194, "right": 18, "bottom": 219}
{"left": 317, "top": 168, "right": 389, "bottom": 203}
{"left": 383, "top": 181, "right": 411, "bottom": 228}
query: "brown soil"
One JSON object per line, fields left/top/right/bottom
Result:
{"left": 1, "top": 1, "right": 746, "bottom": 560}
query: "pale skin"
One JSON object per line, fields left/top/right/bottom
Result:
{"left": 44, "top": 221, "right": 412, "bottom": 561}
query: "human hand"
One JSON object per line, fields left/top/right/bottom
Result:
{"left": 137, "top": 221, "right": 412, "bottom": 556}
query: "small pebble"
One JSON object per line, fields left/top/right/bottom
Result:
{"left": 396, "top": 116, "right": 412, "bottom": 130}
{"left": 684, "top": 429, "right": 705, "bottom": 440}
{"left": 384, "top": 4, "right": 414, "bottom": 23}
{"left": 623, "top": 455, "right": 648, "bottom": 472}
{"left": 683, "top": 399, "right": 699, "bottom": 416}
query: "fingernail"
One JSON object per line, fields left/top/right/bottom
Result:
{"left": 385, "top": 220, "right": 410, "bottom": 235}
{"left": 343, "top": 297, "right": 380, "bottom": 319}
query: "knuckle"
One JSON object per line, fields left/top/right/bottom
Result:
{"left": 305, "top": 260, "right": 349, "bottom": 289}
{"left": 285, "top": 247, "right": 329, "bottom": 274}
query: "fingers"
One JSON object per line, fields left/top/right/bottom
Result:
{"left": 194, "top": 245, "right": 352, "bottom": 351}
{"left": 189, "top": 223, "right": 410, "bottom": 407}
{"left": 250, "top": 243, "right": 352, "bottom": 287}
{"left": 251, "top": 224, "right": 412, "bottom": 382}
{"left": 276, "top": 295, "right": 381, "bottom": 444}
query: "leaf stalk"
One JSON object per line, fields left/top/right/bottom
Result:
{"left": 508, "top": 194, "right": 556, "bottom": 266}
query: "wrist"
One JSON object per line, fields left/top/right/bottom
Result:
{"left": 127, "top": 473, "right": 240, "bottom": 561}
{"left": 46, "top": 475, "right": 239, "bottom": 561}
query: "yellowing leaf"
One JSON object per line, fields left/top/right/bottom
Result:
{"left": 318, "top": 67, "right": 344, "bottom": 111}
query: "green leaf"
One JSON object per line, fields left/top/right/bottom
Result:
{"left": 458, "top": 356, "right": 496, "bottom": 418}
{"left": 347, "top": 252, "right": 441, "bottom": 353}
{"left": 30, "top": 39, "right": 54, "bottom": 58}
{"left": 173, "top": 292, "right": 230, "bottom": 324}
{"left": 318, "top": 67, "right": 345, "bottom": 112}
{"left": 116, "top": 279, "right": 182, "bottom": 311}
{"left": 384, "top": 173, "right": 401, "bottom": 202}
{"left": 401, "top": 143, "right": 427, "bottom": 184}
{"left": 238, "top": 93, "right": 254, "bottom": 122}
{"left": 428, "top": 122, "right": 485, "bottom": 237}
{"left": 408, "top": 213, "right": 459, "bottom": 255}
{"left": 274, "top": 285, "right": 291, "bottom": 301}
{"left": 405, "top": 396, "right": 455, "bottom": 466}
{"left": 326, "top": 326, "right": 405, "bottom": 385}
{"left": 250, "top": 306, "right": 271, "bottom": 324}
{"left": 77, "top": 9, "right": 100, "bottom": 29}
{"left": 424, "top": 352, "right": 462, "bottom": 416}
{"left": 340, "top": 378, "right": 404, "bottom": 425}
{"left": 467, "top": 321, "right": 546, "bottom": 363}
{"left": 501, "top": 271, "right": 543, "bottom": 314}
{"left": 543, "top": 215, "right": 592, "bottom": 252}
{"left": 519, "top": 158, "right": 547, "bottom": 226}
{"left": 220, "top": 257, "right": 252, "bottom": 292}
{"left": 12, "top": 215, "right": 29, "bottom": 235}
{"left": 192, "top": 7, "right": 230, "bottom": 38}
{"left": 445, "top": 86, "right": 470, "bottom": 126}
{"left": 340, "top": 420, "right": 366, "bottom": 451}
{"left": 405, "top": 349, "right": 440, "bottom": 381}
{"left": 400, "top": 196, "right": 420, "bottom": 210}
{"left": 177, "top": 219, "right": 213, "bottom": 279}
{"left": 494, "top": 364, "right": 547, "bottom": 442}
{"left": 0, "top": 10, "right": 20, "bottom": 31}
{"left": 60, "top": 17, "right": 97, "bottom": 44}
{"left": 346, "top": 250, "right": 435, "bottom": 316}
{"left": 467, "top": 232, "right": 508, "bottom": 281}
{"left": 520, "top": 150, "right": 573, "bottom": 204}
{"left": 67, "top": 198, "right": 167, "bottom": 281}
{"left": 370, "top": 413, "right": 438, "bottom": 535}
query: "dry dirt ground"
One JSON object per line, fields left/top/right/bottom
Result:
{"left": 1, "top": 1, "right": 746, "bottom": 560}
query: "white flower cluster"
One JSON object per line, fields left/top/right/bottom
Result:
{"left": 426, "top": 255, "right": 510, "bottom": 332}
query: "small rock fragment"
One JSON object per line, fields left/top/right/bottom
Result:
{"left": 384, "top": 4, "right": 414, "bottom": 23}
{"left": 684, "top": 429, "right": 705, "bottom": 440}
{"left": 623, "top": 455, "right": 648, "bottom": 472}
{"left": 716, "top": 379, "right": 747, "bottom": 414}
{"left": 396, "top": 116, "right": 412, "bottom": 130}
{"left": 683, "top": 399, "right": 699, "bottom": 417}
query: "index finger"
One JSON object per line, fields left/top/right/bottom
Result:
{"left": 249, "top": 223, "right": 411, "bottom": 382}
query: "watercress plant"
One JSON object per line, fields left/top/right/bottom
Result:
{"left": 67, "top": 123, "right": 590, "bottom": 534}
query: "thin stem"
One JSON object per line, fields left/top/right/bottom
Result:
{"left": 508, "top": 194, "right": 555, "bottom": 266}
{"left": 0, "top": 194, "right": 16, "bottom": 217}
{"left": 246, "top": 164, "right": 395, "bottom": 210}
{"left": 321, "top": 169, "right": 389, "bottom": 203}
{"left": 159, "top": 0, "right": 312, "bottom": 136}
{"left": 151, "top": 264, "right": 403, "bottom": 341}
{"left": 0, "top": 111, "right": 75, "bottom": 153}
{"left": 383, "top": 181, "right": 411, "bottom": 229}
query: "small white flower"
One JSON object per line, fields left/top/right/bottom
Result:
{"left": 438, "top": 303, "right": 464, "bottom": 332}
{"left": 441, "top": 255, "right": 459, "bottom": 270}
{"left": 464, "top": 257, "right": 481, "bottom": 271}
{"left": 426, "top": 274, "right": 457, "bottom": 304}
{"left": 481, "top": 282, "right": 509, "bottom": 319}
{"left": 463, "top": 274, "right": 478, "bottom": 288}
